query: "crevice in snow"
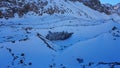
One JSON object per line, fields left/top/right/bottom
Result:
{"left": 36, "top": 33, "right": 57, "bottom": 51}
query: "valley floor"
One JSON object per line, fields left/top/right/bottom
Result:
{"left": 0, "top": 15, "right": 120, "bottom": 68}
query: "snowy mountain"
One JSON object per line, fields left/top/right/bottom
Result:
{"left": 0, "top": 0, "right": 120, "bottom": 19}
{"left": 114, "top": 3, "right": 120, "bottom": 15}
{"left": 0, "top": 0, "right": 120, "bottom": 68}
{"left": 70, "top": 0, "right": 120, "bottom": 15}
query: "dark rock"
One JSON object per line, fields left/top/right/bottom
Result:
{"left": 21, "top": 53, "right": 25, "bottom": 56}
{"left": 28, "top": 62, "right": 32, "bottom": 66}
{"left": 112, "top": 26, "right": 117, "bottom": 30}
{"left": 76, "top": 58, "right": 84, "bottom": 63}
{"left": 20, "top": 60, "right": 23, "bottom": 64}
{"left": 46, "top": 31, "right": 73, "bottom": 41}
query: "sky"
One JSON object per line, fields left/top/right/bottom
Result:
{"left": 100, "top": 0, "right": 120, "bottom": 5}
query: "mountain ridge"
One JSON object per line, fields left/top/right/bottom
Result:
{"left": 0, "top": 0, "right": 120, "bottom": 19}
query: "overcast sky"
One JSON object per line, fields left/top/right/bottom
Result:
{"left": 100, "top": 0, "right": 120, "bottom": 5}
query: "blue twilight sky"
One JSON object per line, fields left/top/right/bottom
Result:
{"left": 100, "top": 0, "right": 120, "bottom": 5}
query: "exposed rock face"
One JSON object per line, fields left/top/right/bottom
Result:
{"left": 0, "top": 0, "right": 120, "bottom": 19}
{"left": 0, "top": 0, "right": 66, "bottom": 19}
{"left": 69, "top": 0, "right": 120, "bottom": 15}
{"left": 83, "top": 0, "right": 112, "bottom": 14}
{"left": 46, "top": 31, "right": 73, "bottom": 41}
{"left": 69, "top": 0, "right": 112, "bottom": 14}
{"left": 114, "top": 3, "right": 120, "bottom": 15}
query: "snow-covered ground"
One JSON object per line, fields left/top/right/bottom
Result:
{"left": 0, "top": 0, "right": 120, "bottom": 68}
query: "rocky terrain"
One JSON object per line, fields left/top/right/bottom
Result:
{"left": 0, "top": 0, "right": 120, "bottom": 19}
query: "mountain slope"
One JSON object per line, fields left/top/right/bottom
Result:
{"left": 0, "top": 0, "right": 120, "bottom": 68}
{"left": 0, "top": 0, "right": 120, "bottom": 19}
{"left": 0, "top": 21, "right": 120, "bottom": 68}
